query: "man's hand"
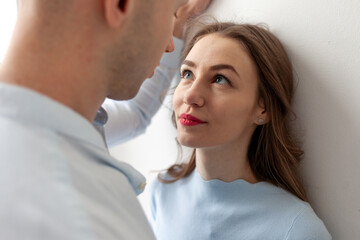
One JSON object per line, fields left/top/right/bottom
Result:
{"left": 173, "top": 0, "right": 212, "bottom": 39}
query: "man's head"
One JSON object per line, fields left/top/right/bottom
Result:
{"left": 4, "top": 0, "right": 187, "bottom": 120}
{"left": 15, "top": 0, "right": 187, "bottom": 99}
{"left": 100, "top": 0, "right": 188, "bottom": 100}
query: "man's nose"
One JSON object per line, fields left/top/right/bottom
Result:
{"left": 165, "top": 37, "right": 175, "bottom": 53}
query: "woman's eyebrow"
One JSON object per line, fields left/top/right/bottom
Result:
{"left": 182, "top": 60, "right": 241, "bottom": 78}
{"left": 210, "top": 64, "right": 240, "bottom": 77}
{"left": 181, "top": 60, "right": 196, "bottom": 68}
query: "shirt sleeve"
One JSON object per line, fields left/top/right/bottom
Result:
{"left": 103, "top": 37, "right": 184, "bottom": 147}
{"left": 285, "top": 206, "right": 332, "bottom": 240}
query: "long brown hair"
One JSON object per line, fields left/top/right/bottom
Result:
{"left": 160, "top": 21, "right": 307, "bottom": 201}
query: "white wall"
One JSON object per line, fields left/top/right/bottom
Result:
{"left": 0, "top": 2, "right": 17, "bottom": 62}
{"left": 110, "top": 0, "right": 360, "bottom": 239}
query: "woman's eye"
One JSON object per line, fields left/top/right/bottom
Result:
{"left": 214, "top": 75, "right": 230, "bottom": 85}
{"left": 181, "top": 70, "right": 194, "bottom": 79}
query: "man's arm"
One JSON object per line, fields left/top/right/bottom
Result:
{"left": 103, "top": 37, "right": 184, "bottom": 147}
{"left": 102, "top": 0, "right": 212, "bottom": 147}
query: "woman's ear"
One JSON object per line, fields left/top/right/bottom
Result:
{"left": 103, "top": 0, "right": 129, "bottom": 28}
{"left": 254, "top": 99, "right": 270, "bottom": 125}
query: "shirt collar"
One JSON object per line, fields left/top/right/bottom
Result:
{"left": 0, "top": 83, "right": 147, "bottom": 195}
{"left": 0, "top": 83, "right": 107, "bottom": 152}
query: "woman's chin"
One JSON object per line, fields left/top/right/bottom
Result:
{"left": 178, "top": 138, "right": 204, "bottom": 149}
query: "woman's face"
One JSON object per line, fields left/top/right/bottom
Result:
{"left": 173, "top": 34, "right": 265, "bottom": 149}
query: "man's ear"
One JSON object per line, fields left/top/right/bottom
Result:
{"left": 103, "top": 0, "right": 129, "bottom": 28}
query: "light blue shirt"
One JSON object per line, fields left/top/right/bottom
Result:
{"left": 0, "top": 83, "right": 155, "bottom": 240}
{"left": 148, "top": 169, "right": 332, "bottom": 240}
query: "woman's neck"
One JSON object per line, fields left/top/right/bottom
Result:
{"left": 195, "top": 143, "right": 258, "bottom": 183}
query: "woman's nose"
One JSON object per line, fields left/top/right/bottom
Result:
{"left": 183, "top": 81, "right": 205, "bottom": 107}
{"left": 165, "top": 37, "right": 175, "bottom": 53}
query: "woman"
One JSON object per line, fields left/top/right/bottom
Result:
{"left": 148, "top": 22, "right": 331, "bottom": 239}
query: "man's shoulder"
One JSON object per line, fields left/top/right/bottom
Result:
{"left": 0, "top": 119, "right": 156, "bottom": 240}
{"left": 0, "top": 121, "right": 91, "bottom": 239}
{"left": 0, "top": 116, "right": 83, "bottom": 199}
{"left": 0, "top": 116, "right": 73, "bottom": 158}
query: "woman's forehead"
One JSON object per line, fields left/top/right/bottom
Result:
{"left": 185, "top": 34, "right": 252, "bottom": 69}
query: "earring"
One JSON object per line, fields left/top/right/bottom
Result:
{"left": 258, "top": 118, "right": 264, "bottom": 124}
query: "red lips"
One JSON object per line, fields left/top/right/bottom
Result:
{"left": 179, "top": 114, "right": 206, "bottom": 126}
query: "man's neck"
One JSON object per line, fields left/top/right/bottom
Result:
{"left": 0, "top": 22, "right": 106, "bottom": 122}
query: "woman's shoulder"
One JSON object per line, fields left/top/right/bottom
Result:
{"left": 146, "top": 172, "right": 176, "bottom": 195}
{"left": 284, "top": 204, "right": 332, "bottom": 239}
{"left": 245, "top": 183, "right": 331, "bottom": 238}
{"left": 268, "top": 186, "right": 331, "bottom": 239}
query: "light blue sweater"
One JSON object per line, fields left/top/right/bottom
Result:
{"left": 148, "top": 169, "right": 331, "bottom": 240}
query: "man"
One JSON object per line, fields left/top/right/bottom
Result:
{"left": 0, "top": 0, "right": 209, "bottom": 239}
